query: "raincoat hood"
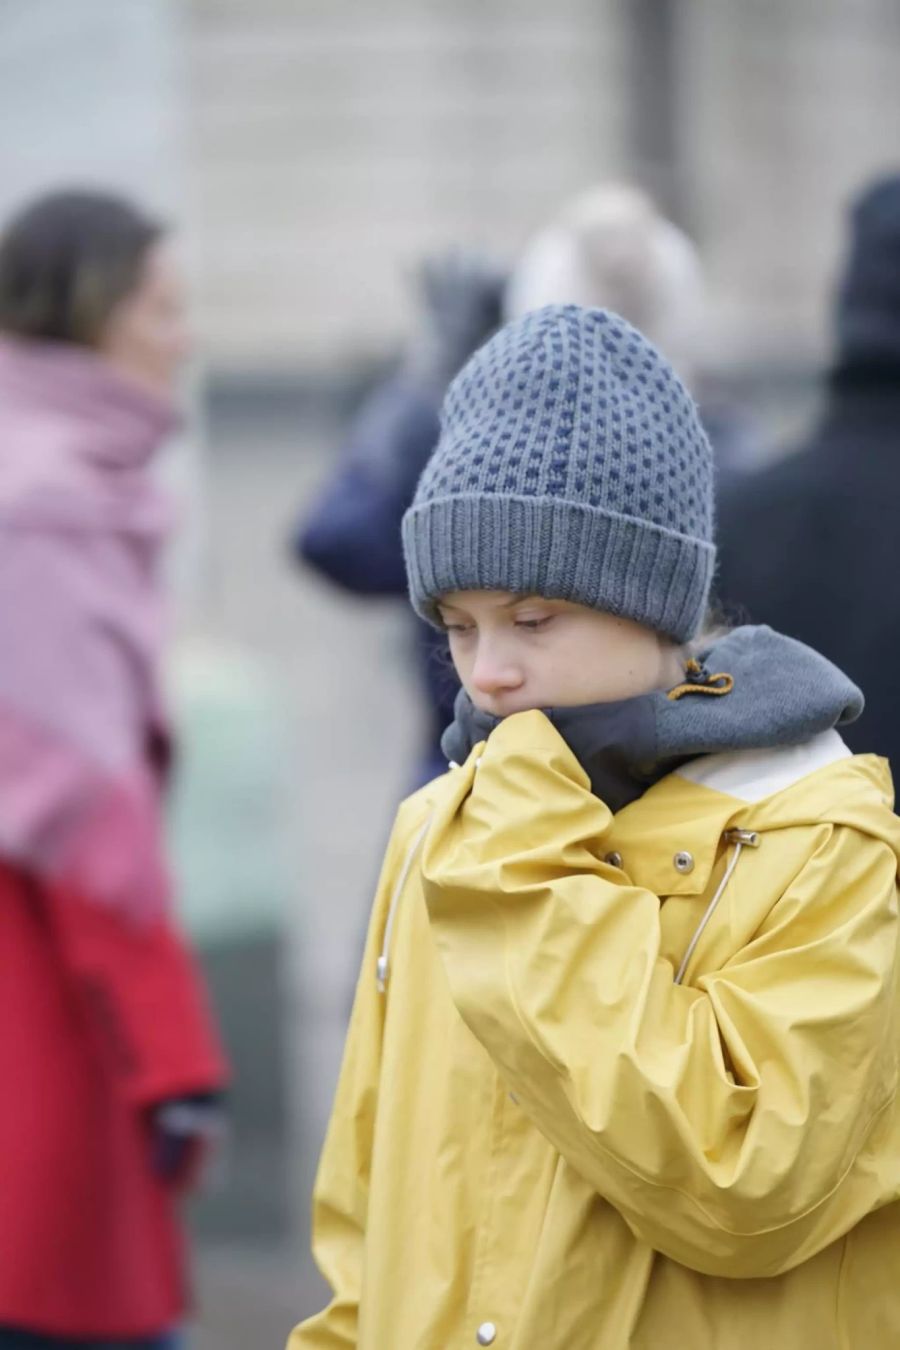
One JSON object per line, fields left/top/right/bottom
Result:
{"left": 653, "top": 624, "right": 863, "bottom": 750}
{"left": 443, "top": 625, "right": 864, "bottom": 810}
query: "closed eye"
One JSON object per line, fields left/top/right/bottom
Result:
{"left": 514, "top": 617, "right": 553, "bottom": 632}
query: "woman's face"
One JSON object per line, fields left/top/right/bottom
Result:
{"left": 439, "top": 590, "right": 682, "bottom": 716}
{"left": 99, "top": 239, "right": 190, "bottom": 396}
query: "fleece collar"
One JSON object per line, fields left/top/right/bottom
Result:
{"left": 441, "top": 625, "right": 864, "bottom": 812}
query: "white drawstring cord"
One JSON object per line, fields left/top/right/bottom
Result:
{"left": 674, "top": 829, "right": 760, "bottom": 986}
{"left": 674, "top": 843, "right": 743, "bottom": 986}
{"left": 376, "top": 816, "right": 433, "bottom": 992}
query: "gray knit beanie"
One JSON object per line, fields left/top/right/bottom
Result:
{"left": 402, "top": 304, "right": 715, "bottom": 643}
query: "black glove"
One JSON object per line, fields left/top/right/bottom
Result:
{"left": 150, "top": 1092, "right": 226, "bottom": 1189}
{"left": 441, "top": 687, "right": 663, "bottom": 814}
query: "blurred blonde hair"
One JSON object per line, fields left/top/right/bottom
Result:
{"left": 505, "top": 184, "right": 705, "bottom": 384}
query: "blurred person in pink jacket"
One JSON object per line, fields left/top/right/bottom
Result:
{"left": 0, "top": 190, "right": 228, "bottom": 1350}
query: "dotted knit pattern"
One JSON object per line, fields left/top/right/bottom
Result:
{"left": 402, "top": 304, "right": 716, "bottom": 643}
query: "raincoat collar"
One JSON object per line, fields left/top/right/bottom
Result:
{"left": 604, "top": 737, "right": 896, "bottom": 900}
{"left": 441, "top": 625, "right": 864, "bottom": 814}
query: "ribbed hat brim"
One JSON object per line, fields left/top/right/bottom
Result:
{"left": 402, "top": 493, "right": 715, "bottom": 644}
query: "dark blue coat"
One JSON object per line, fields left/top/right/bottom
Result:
{"left": 295, "top": 368, "right": 457, "bottom": 782}
{"left": 716, "top": 377, "right": 900, "bottom": 772}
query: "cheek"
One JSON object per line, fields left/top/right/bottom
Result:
{"left": 538, "top": 645, "right": 588, "bottom": 699}
{"left": 127, "top": 287, "right": 189, "bottom": 361}
{"left": 527, "top": 629, "right": 622, "bottom": 704}
{"left": 159, "top": 315, "right": 191, "bottom": 364}
{"left": 144, "top": 302, "right": 188, "bottom": 357}
{"left": 107, "top": 299, "right": 151, "bottom": 355}
{"left": 446, "top": 635, "right": 471, "bottom": 683}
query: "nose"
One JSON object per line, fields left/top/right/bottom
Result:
{"left": 470, "top": 637, "right": 524, "bottom": 699}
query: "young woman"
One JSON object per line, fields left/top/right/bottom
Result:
{"left": 0, "top": 191, "right": 227, "bottom": 1350}
{"left": 290, "top": 304, "right": 900, "bottom": 1348}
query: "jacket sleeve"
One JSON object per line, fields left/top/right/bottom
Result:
{"left": 46, "top": 873, "right": 228, "bottom": 1106}
{"left": 288, "top": 802, "right": 421, "bottom": 1348}
{"left": 294, "top": 369, "right": 441, "bottom": 597}
{"left": 420, "top": 710, "right": 900, "bottom": 1279}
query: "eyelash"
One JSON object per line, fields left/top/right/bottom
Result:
{"left": 441, "top": 616, "right": 554, "bottom": 634}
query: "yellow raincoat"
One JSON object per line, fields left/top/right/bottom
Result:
{"left": 289, "top": 711, "right": 900, "bottom": 1349}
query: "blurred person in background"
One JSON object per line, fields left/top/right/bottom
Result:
{"left": 294, "top": 184, "right": 755, "bottom": 787}
{"left": 295, "top": 250, "right": 506, "bottom": 786}
{"left": 716, "top": 172, "right": 900, "bottom": 772}
{"left": 0, "top": 190, "right": 228, "bottom": 1350}
{"left": 506, "top": 184, "right": 703, "bottom": 371}
{"left": 506, "top": 184, "right": 758, "bottom": 472}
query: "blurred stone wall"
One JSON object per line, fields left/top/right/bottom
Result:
{"left": 186, "top": 0, "right": 900, "bottom": 376}
{"left": 0, "top": 0, "right": 187, "bottom": 215}
{"left": 186, "top": 0, "right": 631, "bottom": 372}
{"left": 679, "top": 0, "right": 900, "bottom": 365}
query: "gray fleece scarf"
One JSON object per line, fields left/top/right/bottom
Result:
{"left": 440, "top": 626, "right": 864, "bottom": 812}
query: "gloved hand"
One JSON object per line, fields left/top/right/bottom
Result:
{"left": 150, "top": 1092, "right": 226, "bottom": 1190}
{"left": 441, "top": 686, "right": 664, "bottom": 814}
{"left": 411, "top": 249, "right": 509, "bottom": 388}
